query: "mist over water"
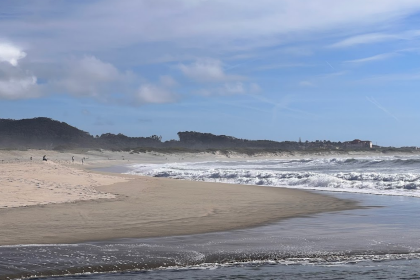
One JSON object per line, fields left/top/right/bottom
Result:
{"left": 127, "top": 156, "right": 420, "bottom": 197}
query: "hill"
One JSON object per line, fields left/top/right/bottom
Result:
{"left": 0, "top": 118, "right": 94, "bottom": 149}
{"left": 0, "top": 117, "right": 386, "bottom": 153}
{"left": 0, "top": 118, "right": 162, "bottom": 150}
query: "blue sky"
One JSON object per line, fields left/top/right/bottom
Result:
{"left": 1, "top": 0, "right": 420, "bottom": 146}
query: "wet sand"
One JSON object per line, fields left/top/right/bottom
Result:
{"left": 0, "top": 150, "right": 358, "bottom": 245}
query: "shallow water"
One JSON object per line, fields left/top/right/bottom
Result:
{"left": 49, "top": 259, "right": 420, "bottom": 280}
{"left": 2, "top": 192, "right": 420, "bottom": 280}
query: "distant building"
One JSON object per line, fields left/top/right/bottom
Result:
{"left": 344, "top": 139, "right": 372, "bottom": 149}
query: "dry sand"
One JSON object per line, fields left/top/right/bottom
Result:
{"left": 0, "top": 161, "right": 128, "bottom": 208}
{"left": 0, "top": 149, "right": 359, "bottom": 245}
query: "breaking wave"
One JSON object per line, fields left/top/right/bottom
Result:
{"left": 126, "top": 156, "right": 420, "bottom": 197}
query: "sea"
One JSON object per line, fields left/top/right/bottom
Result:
{"left": 3, "top": 155, "right": 420, "bottom": 280}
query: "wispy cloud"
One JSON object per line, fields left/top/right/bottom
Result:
{"left": 344, "top": 53, "right": 396, "bottom": 64}
{"left": 299, "top": 81, "right": 316, "bottom": 87}
{"left": 2, "top": 0, "right": 420, "bottom": 107}
{"left": 196, "top": 82, "right": 260, "bottom": 96}
{"left": 326, "top": 61, "right": 335, "bottom": 70}
{"left": 359, "top": 72, "right": 420, "bottom": 83}
{"left": 3, "top": 1, "right": 420, "bottom": 60}
{"left": 329, "top": 33, "right": 399, "bottom": 48}
{"left": 250, "top": 94, "right": 318, "bottom": 122}
{"left": 298, "top": 71, "right": 347, "bottom": 88}
{"left": 330, "top": 29, "right": 420, "bottom": 48}
{"left": 366, "top": 96, "right": 399, "bottom": 121}
{"left": 179, "top": 59, "right": 244, "bottom": 83}
{"left": 255, "top": 63, "right": 311, "bottom": 71}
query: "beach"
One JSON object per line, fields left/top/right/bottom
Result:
{"left": 0, "top": 149, "right": 358, "bottom": 245}
{"left": 3, "top": 150, "right": 420, "bottom": 280}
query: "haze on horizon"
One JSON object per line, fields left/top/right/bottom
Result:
{"left": 1, "top": 0, "right": 420, "bottom": 147}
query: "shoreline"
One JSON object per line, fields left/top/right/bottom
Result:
{"left": 0, "top": 175, "right": 359, "bottom": 245}
{"left": 0, "top": 150, "right": 362, "bottom": 245}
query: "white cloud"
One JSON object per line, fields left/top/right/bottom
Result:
{"left": 50, "top": 56, "right": 178, "bottom": 105}
{"left": 135, "top": 84, "right": 178, "bottom": 104}
{"left": 0, "top": 75, "right": 38, "bottom": 99}
{"left": 0, "top": 42, "right": 40, "bottom": 99}
{"left": 54, "top": 56, "right": 120, "bottom": 97}
{"left": 179, "top": 59, "right": 243, "bottom": 83}
{"left": 75, "top": 56, "right": 119, "bottom": 82}
{"left": 0, "top": 43, "right": 26, "bottom": 66}
{"left": 50, "top": 56, "right": 135, "bottom": 101}
{"left": 0, "top": 60, "right": 39, "bottom": 99}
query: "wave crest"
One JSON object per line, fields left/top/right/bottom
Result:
{"left": 126, "top": 156, "right": 420, "bottom": 197}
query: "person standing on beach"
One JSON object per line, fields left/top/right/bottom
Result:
{"left": 72, "top": 156, "right": 74, "bottom": 163}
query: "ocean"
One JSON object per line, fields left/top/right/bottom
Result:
{"left": 2, "top": 155, "right": 420, "bottom": 280}
{"left": 126, "top": 155, "right": 420, "bottom": 197}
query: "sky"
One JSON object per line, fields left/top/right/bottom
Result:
{"left": 1, "top": 0, "right": 420, "bottom": 147}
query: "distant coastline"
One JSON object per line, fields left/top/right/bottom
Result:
{"left": 0, "top": 117, "right": 418, "bottom": 154}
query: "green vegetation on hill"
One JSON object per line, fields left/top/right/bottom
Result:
{"left": 0, "top": 117, "right": 417, "bottom": 153}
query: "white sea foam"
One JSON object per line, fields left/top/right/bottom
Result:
{"left": 125, "top": 156, "right": 420, "bottom": 197}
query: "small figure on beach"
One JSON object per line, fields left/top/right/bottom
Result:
{"left": 82, "top": 158, "right": 84, "bottom": 164}
{"left": 72, "top": 156, "right": 74, "bottom": 163}
{"left": 30, "top": 156, "right": 32, "bottom": 161}
{"left": 43, "top": 155, "right": 47, "bottom": 161}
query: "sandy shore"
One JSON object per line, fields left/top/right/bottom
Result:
{"left": 0, "top": 149, "right": 360, "bottom": 245}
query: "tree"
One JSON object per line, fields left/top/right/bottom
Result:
{"left": 150, "top": 135, "right": 162, "bottom": 142}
